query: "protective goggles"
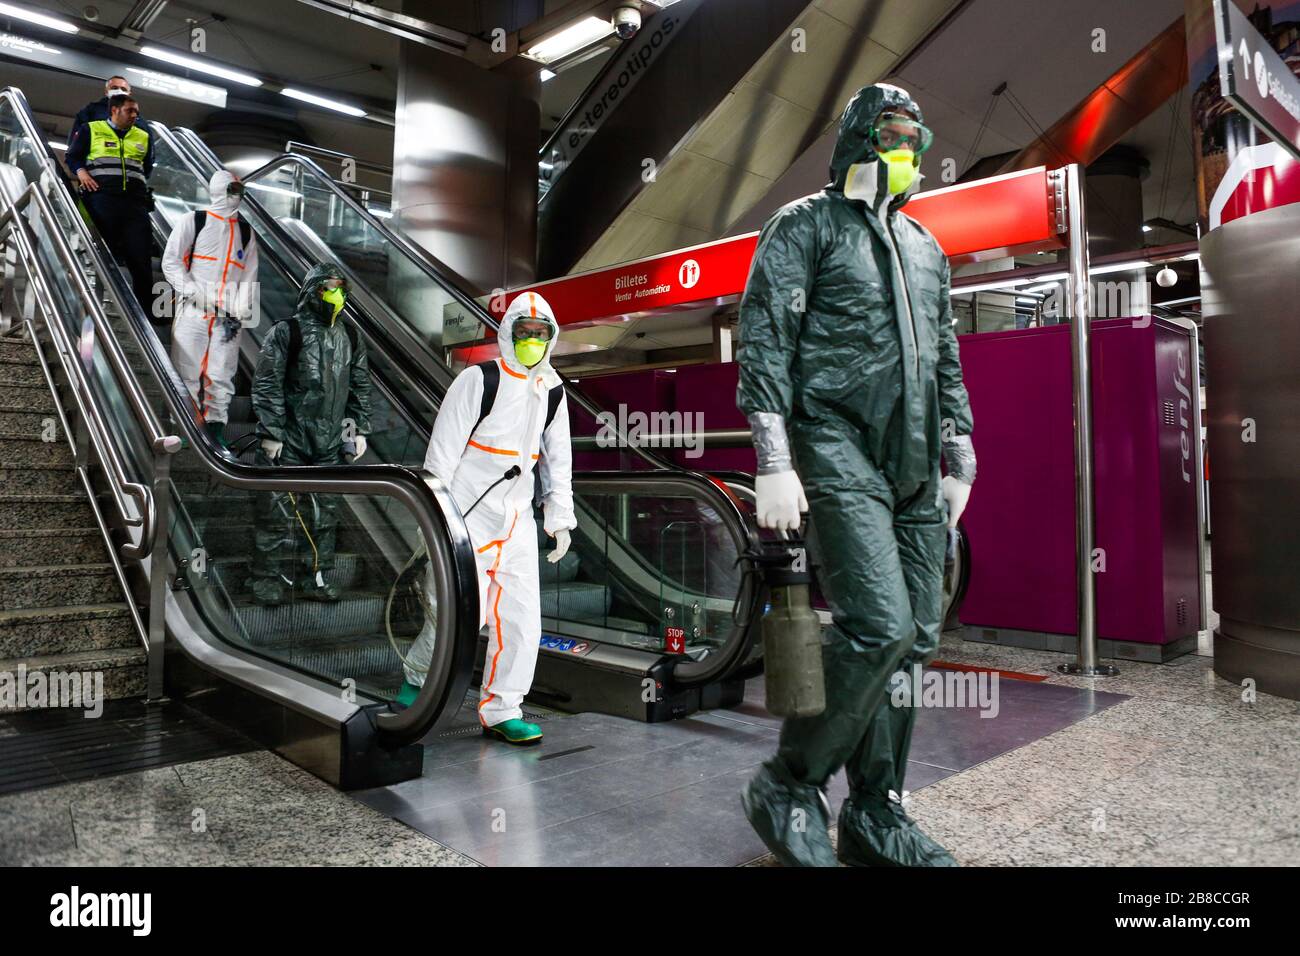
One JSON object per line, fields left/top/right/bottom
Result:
{"left": 226, "top": 180, "right": 246, "bottom": 197}
{"left": 321, "top": 277, "right": 349, "bottom": 292}
{"left": 512, "top": 320, "right": 554, "bottom": 342}
{"left": 869, "top": 113, "right": 933, "bottom": 155}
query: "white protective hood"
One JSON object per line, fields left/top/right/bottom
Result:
{"left": 499, "top": 291, "right": 561, "bottom": 387}
{"left": 207, "top": 169, "right": 243, "bottom": 218}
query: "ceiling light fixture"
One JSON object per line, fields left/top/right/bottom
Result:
{"left": 140, "top": 45, "right": 261, "bottom": 86}
{"left": 281, "top": 87, "right": 367, "bottom": 117}
{"left": 526, "top": 16, "right": 614, "bottom": 63}
{"left": 0, "top": 2, "right": 78, "bottom": 34}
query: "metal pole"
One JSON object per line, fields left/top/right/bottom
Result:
{"left": 146, "top": 449, "right": 173, "bottom": 701}
{"left": 1060, "top": 163, "right": 1117, "bottom": 677}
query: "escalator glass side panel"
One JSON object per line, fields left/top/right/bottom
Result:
{"left": 0, "top": 94, "right": 476, "bottom": 731}
{"left": 551, "top": 484, "right": 743, "bottom": 661}
{"left": 162, "top": 131, "right": 767, "bottom": 691}
{"left": 239, "top": 162, "right": 481, "bottom": 358}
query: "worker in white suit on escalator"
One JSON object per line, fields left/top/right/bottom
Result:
{"left": 399, "top": 291, "right": 576, "bottom": 746}
{"left": 162, "top": 168, "right": 259, "bottom": 449}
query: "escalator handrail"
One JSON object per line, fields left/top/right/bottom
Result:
{"left": 171, "top": 128, "right": 768, "bottom": 689}
{"left": 0, "top": 181, "right": 156, "bottom": 561}
{"left": 223, "top": 144, "right": 701, "bottom": 476}
{"left": 2, "top": 88, "right": 176, "bottom": 454}
{"left": 2, "top": 88, "right": 479, "bottom": 743}
{"left": 537, "top": 35, "right": 629, "bottom": 186}
{"left": 180, "top": 133, "right": 488, "bottom": 313}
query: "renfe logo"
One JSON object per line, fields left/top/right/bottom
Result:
{"left": 1174, "top": 345, "right": 1193, "bottom": 483}
{"left": 50, "top": 886, "right": 151, "bottom": 936}
{"left": 678, "top": 258, "right": 701, "bottom": 289}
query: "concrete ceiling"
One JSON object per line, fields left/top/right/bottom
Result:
{"left": 733, "top": 0, "right": 1190, "bottom": 234}
{"left": 559, "top": 0, "right": 1200, "bottom": 373}
{"left": 570, "top": 0, "right": 966, "bottom": 273}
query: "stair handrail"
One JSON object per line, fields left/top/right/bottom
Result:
{"left": 0, "top": 181, "right": 164, "bottom": 560}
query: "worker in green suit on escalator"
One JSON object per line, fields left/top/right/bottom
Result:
{"left": 248, "top": 262, "right": 373, "bottom": 606}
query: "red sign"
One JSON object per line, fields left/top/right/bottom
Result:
{"left": 488, "top": 232, "right": 760, "bottom": 329}
{"left": 486, "top": 165, "right": 1066, "bottom": 330}
{"left": 664, "top": 626, "right": 686, "bottom": 655}
{"left": 1209, "top": 143, "right": 1300, "bottom": 230}
{"left": 905, "top": 166, "right": 1064, "bottom": 261}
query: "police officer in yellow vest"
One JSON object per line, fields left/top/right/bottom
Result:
{"left": 66, "top": 95, "right": 156, "bottom": 311}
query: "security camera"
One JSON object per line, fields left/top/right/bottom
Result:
{"left": 612, "top": 6, "right": 642, "bottom": 40}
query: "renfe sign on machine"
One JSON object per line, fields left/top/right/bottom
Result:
{"left": 1212, "top": 0, "right": 1300, "bottom": 162}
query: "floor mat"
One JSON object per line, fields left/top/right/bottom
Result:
{"left": 0, "top": 698, "right": 256, "bottom": 796}
{"left": 353, "top": 671, "right": 1128, "bottom": 866}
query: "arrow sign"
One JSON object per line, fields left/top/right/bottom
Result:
{"left": 1212, "top": 0, "right": 1300, "bottom": 162}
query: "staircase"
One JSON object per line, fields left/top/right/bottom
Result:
{"left": 0, "top": 332, "right": 145, "bottom": 711}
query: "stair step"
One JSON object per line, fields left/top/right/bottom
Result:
{"left": 0, "top": 647, "right": 146, "bottom": 712}
{"left": 261, "top": 635, "right": 402, "bottom": 688}
{"left": 0, "top": 463, "right": 80, "bottom": 495}
{"left": 222, "top": 590, "right": 391, "bottom": 646}
{"left": 0, "top": 435, "right": 74, "bottom": 465}
{"left": 0, "top": 408, "right": 62, "bottom": 439}
{"left": 0, "top": 563, "right": 122, "bottom": 610}
{"left": 0, "top": 361, "right": 45, "bottom": 388}
{"left": 0, "top": 339, "right": 36, "bottom": 365}
{"left": 0, "top": 493, "right": 95, "bottom": 530}
{"left": 0, "top": 603, "right": 137, "bottom": 658}
{"left": 209, "top": 551, "right": 366, "bottom": 594}
{"left": 0, "top": 384, "right": 56, "bottom": 412}
{"left": 0, "top": 528, "right": 107, "bottom": 568}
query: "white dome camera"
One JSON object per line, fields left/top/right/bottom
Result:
{"left": 613, "top": 5, "right": 642, "bottom": 40}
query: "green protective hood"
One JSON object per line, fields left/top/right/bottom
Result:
{"left": 296, "top": 262, "right": 348, "bottom": 323}
{"left": 828, "top": 83, "right": 925, "bottom": 195}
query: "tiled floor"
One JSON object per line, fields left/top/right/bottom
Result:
{"left": 2, "top": 626, "right": 1296, "bottom": 867}
{"left": 0, "top": 750, "right": 476, "bottom": 866}
{"left": 352, "top": 667, "right": 1127, "bottom": 866}
{"left": 867, "top": 631, "right": 1300, "bottom": 868}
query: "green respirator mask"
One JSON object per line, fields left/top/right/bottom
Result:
{"left": 321, "top": 286, "right": 346, "bottom": 322}
{"left": 514, "top": 338, "right": 548, "bottom": 368}
{"left": 879, "top": 148, "right": 917, "bottom": 195}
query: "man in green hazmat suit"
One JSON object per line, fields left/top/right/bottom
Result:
{"left": 736, "top": 84, "right": 977, "bottom": 867}
{"left": 249, "top": 263, "right": 373, "bottom": 606}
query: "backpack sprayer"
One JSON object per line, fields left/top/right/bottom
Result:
{"left": 737, "top": 532, "right": 826, "bottom": 718}
{"left": 383, "top": 464, "right": 521, "bottom": 674}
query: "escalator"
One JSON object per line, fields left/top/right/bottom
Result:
{"left": 0, "top": 86, "right": 479, "bottom": 789}
{"left": 142, "top": 118, "right": 768, "bottom": 721}
{"left": 535, "top": 0, "right": 812, "bottom": 278}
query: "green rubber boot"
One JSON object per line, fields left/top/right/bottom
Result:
{"left": 483, "top": 719, "right": 543, "bottom": 746}
{"left": 205, "top": 420, "right": 230, "bottom": 448}
{"left": 394, "top": 682, "right": 420, "bottom": 708}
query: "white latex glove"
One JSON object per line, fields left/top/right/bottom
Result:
{"left": 941, "top": 475, "right": 972, "bottom": 529}
{"left": 755, "top": 470, "right": 808, "bottom": 531}
{"left": 351, "top": 435, "right": 368, "bottom": 460}
{"left": 547, "top": 529, "right": 571, "bottom": 564}
{"left": 261, "top": 438, "right": 284, "bottom": 461}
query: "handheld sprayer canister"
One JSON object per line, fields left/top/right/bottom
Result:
{"left": 758, "top": 538, "right": 825, "bottom": 718}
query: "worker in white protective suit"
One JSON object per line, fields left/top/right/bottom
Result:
{"left": 162, "top": 168, "right": 259, "bottom": 449}
{"left": 398, "top": 291, "right": 576, "bottom": 746}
